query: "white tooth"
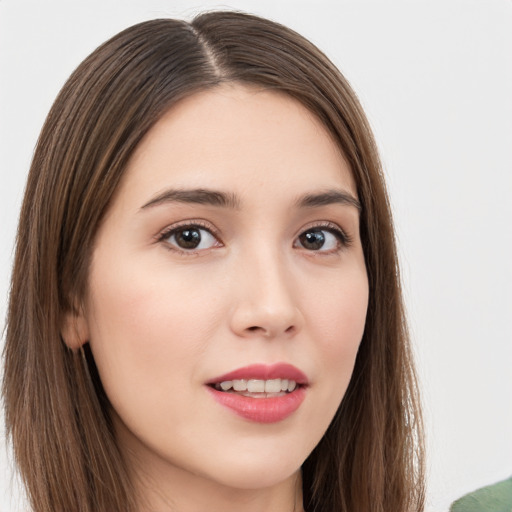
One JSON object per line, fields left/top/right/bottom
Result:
{"left": 265, "top": 379, "right": 282, "bottom": 393}
{"left": 287, "top": 380, "right": 297, "bottom": 392}
{"left": 281, "top": 379, "right": 289, "bottom": 391}
{"left": 247, "top": 379, "right": 265, "bottom": 392}
{"left": 220, "top": 381, "right": 233, "bottom": 391}
{"left": 233, "top": 379, "right": 247, "bottom": 391}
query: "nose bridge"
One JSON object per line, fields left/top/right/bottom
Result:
{"left": 252, "top": 246, "right": 294, "bottom": 309}
{"left": 230, "top": 242, "right": 301, "bottom": 338}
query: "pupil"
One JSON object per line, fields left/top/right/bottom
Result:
{"left": 177, "top": 228, "right": 201, "bottom": 249}
{"left": 301, "top": 230, "right": 325, "bottom": 250}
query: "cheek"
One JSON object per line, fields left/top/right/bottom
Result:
{"left": 84, "top": 257, "right": 223, "bottom": 414}
{"left": 303, "top": 266, "right": 368, "bottom": 403}
{"left": 308, "top": 266, "right": 368, "bottom": 350}
{"left": 88, "top": 251, "right": 219, "bottom": 343}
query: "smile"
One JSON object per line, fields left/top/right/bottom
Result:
{"left": 206, "top": 363, "right": 308, "bottom": 423}
{"left": 214, "top": 378, "right": 297, "bottom": 395}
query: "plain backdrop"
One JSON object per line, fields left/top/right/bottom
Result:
{"left": 1, "top": 1, "right": 511, "bottom": 511}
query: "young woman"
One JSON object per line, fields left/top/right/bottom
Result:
{"left": 3, "top": 11, "right": 425, "bottom": 512}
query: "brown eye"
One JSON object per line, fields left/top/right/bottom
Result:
{"left": 175, "top": 228, "right": 201, "bottom": 249}
{"left": 164, "top": 226, "right": 218, "bottom": 251}
{"left": 296, "top": 228, "right": 341, "bottom": 251}
{"left": 299, "top": 230, "right": 325, "bottom": 250}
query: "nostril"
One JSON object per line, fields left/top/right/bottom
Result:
{"left": 245, "top": 325, "right": 296, "bottom": 336}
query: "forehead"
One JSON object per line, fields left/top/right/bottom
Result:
{"left": 121, "top": 84, "right": 356, "bottom": 204}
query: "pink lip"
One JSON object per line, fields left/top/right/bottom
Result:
{"left": 206, "top": 363, "right": 308, "bottom": 385}
{"left": 205, "top": 363, "right": 308, "bottom": 423}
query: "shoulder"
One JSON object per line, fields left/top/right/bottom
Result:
{"left": 450, "top": 476, "right": 512, "bottom": 512}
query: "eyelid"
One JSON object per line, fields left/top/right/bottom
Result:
{"left": 294, "top": 221, "right": 353, "bottom": 251}
{"left": 155, "top": 219, "right": 223, "bottom": 253}
{"left": 154, "top": 219, "right": 352, "bottom": 255}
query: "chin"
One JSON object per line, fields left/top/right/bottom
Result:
{"left": 194, "top": 436, "right": 311, "bottom": 490}
{"left": 203, "top": 459, "right": 302, "bottom": 491}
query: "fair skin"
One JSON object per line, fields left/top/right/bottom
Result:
{"left": 64, "top": 84, "right": 368, "bottom": 512}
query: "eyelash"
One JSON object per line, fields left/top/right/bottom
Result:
{"left": 155, "top": 220, "right": 352, "bottom": 255}
{"left": 156, "top": 220, "right": 221, "bottom": 255}
{"left": 296, "top": 221, "right": 353, "bottom": 254}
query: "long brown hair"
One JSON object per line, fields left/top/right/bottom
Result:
{"left": 3, "top": 11, "right": 424, "bottom": 512}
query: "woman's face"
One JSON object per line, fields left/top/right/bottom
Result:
{"left": 71, "top": 84, "right": 368, "bottom": 498}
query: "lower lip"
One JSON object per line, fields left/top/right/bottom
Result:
{"left": 206, "top": 386, "right": 306, "bottom": 423}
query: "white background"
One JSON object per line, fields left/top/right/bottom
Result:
{"left": 1, "top": 1, "right": 511, "bottom": 511}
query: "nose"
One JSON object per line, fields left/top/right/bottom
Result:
{"left": 229, "top": 249, "right": 303, "bottom": 339}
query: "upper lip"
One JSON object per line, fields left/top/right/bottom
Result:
{"left": 206, "top": 363, "right": 309, "bottom": 385}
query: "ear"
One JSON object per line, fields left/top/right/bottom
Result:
{"left": 61, "top": 307, "right": 90, "bottom": 350}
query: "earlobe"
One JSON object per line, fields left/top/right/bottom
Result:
{"left": 61, "top": 309, "right": 90, "bottom": 349}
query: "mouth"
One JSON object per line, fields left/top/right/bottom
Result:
{"left": 206, "top": 363, "right": 308, "bottom": 423}
{"left": 210, "top": 378, "right": 300, "bottom": 398}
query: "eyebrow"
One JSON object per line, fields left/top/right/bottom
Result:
{"left": 295, "top": 189, "right": 361, "bottom": 211}
{"left": 140, "top": 187, "right": 361, "bottom": 212}
{"left": 140, "top": 188, "right": 240, "bottom": 210}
